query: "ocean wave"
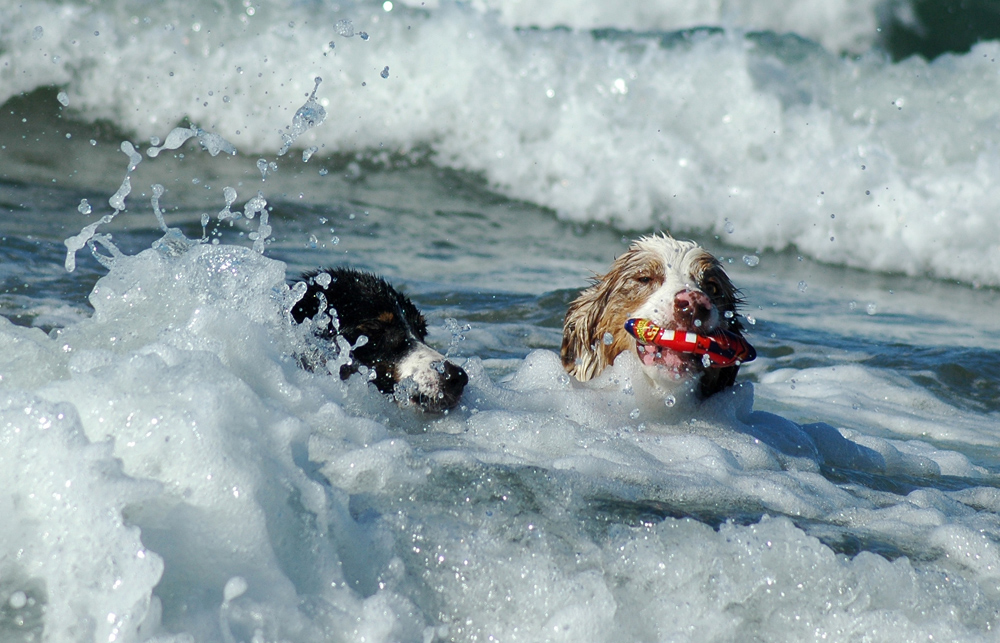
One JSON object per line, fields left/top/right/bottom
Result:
{"left": 4, "top": 0, "right": 1000, "bottom": 285}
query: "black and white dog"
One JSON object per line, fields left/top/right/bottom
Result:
{"left": 291, "top": 268, "right": 468, "bottom": 412}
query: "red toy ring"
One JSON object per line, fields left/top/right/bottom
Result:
{"left": 624, "top": 318, "right": 756, "bottom": 368}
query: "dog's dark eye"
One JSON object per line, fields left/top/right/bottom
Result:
{"left": 703, "top": 279, "right": 721, "bottom": 298}
{"left": 634, "top": 274, "right": 653, "bottom": 284}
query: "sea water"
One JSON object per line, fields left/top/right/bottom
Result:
{"left": 2, "top": 0, "right": 1000, "bottom": 641}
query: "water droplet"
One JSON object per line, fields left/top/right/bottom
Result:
{"left": 223, "top": 576, "right": 248, "bottom": 602}
{"left": 664, "top": 395, "right": 676, "bottom": 408}
{"left": 335, "top": 19, "right": 354, "bottom": 37}
{"left": 629, "top": 408, "right": 640, "bottom": 420}
{"left": 602, "top": 332, "right": 613, "bottom": 345}
{"left": 724, "top": 219, "right": 735, "bottom": 234}
{"left": 77, "top": 199, "right": 91, "bottom": 215}
{"left": 359, "top": 31, "right": 369, "bottom": 40}
{"left": 866, "top": 303, "right": 877, "bottom": 315}
{"left": 9, "top": 591, "right": 27, "bottom": 609}
{"left": 56, "top": 91, "right": 69, "bottom": 106}
{"left": 798, "top": 281, "right": 808, "bottom": 292}
{"left": 380, "top": 66, "right": 389, "bottom": 79}
{"left": 742, "top": 254, "right": 759, "bottom": 267}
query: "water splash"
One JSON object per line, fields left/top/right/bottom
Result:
{"left": 444, "top": 318, "right": 471, "bottom": 358}
{"left": 147, "top": 126, "right": 236, "bottom": 158}
{"left": 277, "top": 77, "right": 327, "bottom": 156}
{"left": 64, "top": 141, "right": 142, "bottom": 272}
{"left": 150, "top": 184, "right": 198, "bottom": 256}
{"left": 244, "top": 192, "right": 271, "bottom": 254}
{"left": 218, "top": 186, "right": 238, "bottom": 221}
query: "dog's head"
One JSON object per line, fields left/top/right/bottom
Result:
{"left": 292, "top": 268, "right": 467, "bottom": 412}
{"left": 561, "top": 233, "right": 745, "bottom": 397}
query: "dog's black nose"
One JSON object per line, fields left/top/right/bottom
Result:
{"left": 441, "top": 360, "right": 469, "bottom": 396}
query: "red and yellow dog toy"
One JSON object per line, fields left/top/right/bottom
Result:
{"left": 625, "top": 318, "right": 756, "bottom": 368}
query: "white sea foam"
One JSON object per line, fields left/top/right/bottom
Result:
{"left": 4, "top": 0, "right": 1000, "bottom": 285}
{"left": 0, "top": 226, "right": 996, "bottom": 640}
{"left": 5, "top": 1, "right": 1000, "bottom": 640}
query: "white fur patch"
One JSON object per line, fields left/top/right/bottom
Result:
{"left": 631, "top": 239, "right": 720, "bottom": 333}
{"left": 396, "top": 342, "right": 450, "bottom": 401}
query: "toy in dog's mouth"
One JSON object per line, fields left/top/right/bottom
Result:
{"left": 625, "top": 318, "right": 756, "bottom": 369}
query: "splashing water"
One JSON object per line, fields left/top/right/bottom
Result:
{"left": 149, "top": 185, "right": 198, "bottom": 257}
{"left": 243, "top": 192, "right": 271, "bottom": 253}
{"left": 147, "top": 126, "right": 236, "bottom": 158}
{"left": 277, "top": 77, "right": 327, "bottom": 156}
{"left": 63, "top": 141, "right": 142, "bottom": 272}
{"left": 444, "top": 317, "right": 472, "bottom": 358}
{"left": 218, "top": 186, "right": 238, "bottom": 221}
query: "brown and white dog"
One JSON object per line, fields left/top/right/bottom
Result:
{"left": 561, "top": 233, "right": 746, "bottom": 398}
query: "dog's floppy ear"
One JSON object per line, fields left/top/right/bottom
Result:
{"left": 561, "top": 276, "right": 613, "bottom": 381}
{"left": 693, "top": 255, "right": 745, "bottom": 397}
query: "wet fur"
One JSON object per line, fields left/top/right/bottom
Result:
{"left": 291, "top": 268, "right": 467, "bottom": 411}
{"left": 561, "top": 233, "right": 745, "bottom": 398}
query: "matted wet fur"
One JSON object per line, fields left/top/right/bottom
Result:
{"left": 561, "top": 233, "right": 746, "bottom": 398}
{"left": 291, "top": 268, "right": 467, "bottom": 412}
